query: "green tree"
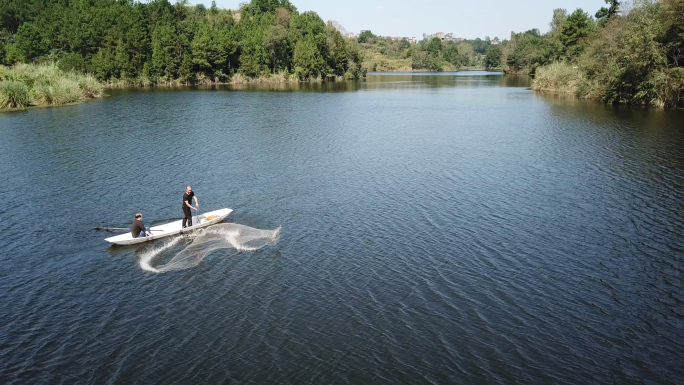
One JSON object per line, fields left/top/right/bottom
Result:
{"left": 427, "top": 37, "right": 442, "bottom": 55}
{"left": 458, "top": 42, "right": 475, "bottom": 66}
{"left": 0, "top": 0, "right": 362, "bottom": 83}
{"left": 293, "top": 37, "right": 324, "bottom": 78}
{"left": 325, "top": 22, "right": 349, "bottom": 77}
{"left": 263, "top": 24, "right": 288, "bottom": 73}
{"left": 443, "top": 41, "right": 462, "bottom": 67}
{"left": 484, "top": 44, "right": 502, "bottom": 69}
{"left": 250, "top": 0, "right": 281, "bottom": 15}
{"left": 595, "top": 0, "right": 620, "bottom": 24}
{"left": 14, "top": 22, "right": 48, "bottom": 61}
{"left": 549, "top": 8, "right": 568, "bottom": 36}
{"left": 191, "top": 23, "right": 226, "bottom": 75}
{"left": 357, "top": 30, "right": 376, "bottom": 44}
{"left": 658, "top": 0, "right": 684, "bottom": 67}
{"left": 503, "top": 29, "right": 545, "bottom": 74}
{"left": 559, "top": 9, "right": 595, "bottom": 57}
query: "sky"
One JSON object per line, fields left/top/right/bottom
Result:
{"left": 186, "top": 0, "right": 606, "bottom": 40}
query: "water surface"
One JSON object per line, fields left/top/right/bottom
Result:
{"left": 1, "top": 71, "right": 683, "bottom": 384}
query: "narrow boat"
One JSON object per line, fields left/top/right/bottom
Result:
{"left": 105, "top": 208, "right": 233, "bottom": 246}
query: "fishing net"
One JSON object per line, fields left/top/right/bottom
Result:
{"left": 139, "top": 223, "right": 281, "bottom": 273}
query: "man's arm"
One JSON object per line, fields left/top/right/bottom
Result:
{"left": 194, "top": 195, "right": 199, "bottom": 208}
{"left": 185, "top": 199, "right": 194, "bottom": 209}
{"left": 138, "top": 222, "right": 150, "bottom": 236}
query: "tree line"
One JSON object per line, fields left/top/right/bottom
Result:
{"left": 0, "top": 0, "right": 364, "bottom": 83}
{"left": 501, "top": 0, "right": 684, "bottom": 107}
{"left": 357, "top": 30, "right": 498, "bottom": 72}
{"left": 355, "top": 0, "right": 682, "bottom": 107}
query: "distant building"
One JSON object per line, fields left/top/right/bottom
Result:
{"left": 491, "top": 37, "right": 501, "bottom": 45}
{"left": 344, "top": 33, "right": 356, "bottom": 39}
{"left": 423, "top": 32, "right": 465, "bottom": 42}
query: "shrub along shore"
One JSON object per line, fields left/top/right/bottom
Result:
{"left": 0, "top": 62, "right": 332, "bottom": 110}
{"left": 0, "top": 63, "right": 104, "bottom": 109}
{"left": 513, "top": 0, "right": 684, "bottom": 108}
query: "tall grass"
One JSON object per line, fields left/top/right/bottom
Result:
{"left": 229, "top": 71, "right": 299, "bottom": 84}
{"left": 34, "top": 78, "right": 84, "bottom": 105}
{"left": 532, "top": 62, "right": 590, "bottom": 96}
{"left": 0, "top": 81, "right": 31, "bottom": 108}
{"left": 76, "top": 74, "right": 104, "bottom": 97}
{"left": 0, "top": 63, "right": 104, "bottom": 110}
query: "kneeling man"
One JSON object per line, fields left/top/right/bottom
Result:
{"left": 131, "top": 213, "right": 152, "bottom": 238}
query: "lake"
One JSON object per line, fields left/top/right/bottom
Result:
{"left": 1, "top": 71, "right": 682, "bottom": 384}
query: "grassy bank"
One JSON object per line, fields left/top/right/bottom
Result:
{"left": 531, "top": 62, "right": 589, "bottom": 96}
{"left": 507, "top": 0, "right": 684, "bottom": 108}
{"left": 532, "top": 59, "right": 684, "bottom": 107}
{"left": 101, "top": 71, "right": 304, "bottom": 88}
{"left": 0, "top": 63, "right": 104, "bottom": 110}
{"left": 0, "top": 63, "right": 327, "bottom": 110}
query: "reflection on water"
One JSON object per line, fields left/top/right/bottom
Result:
{"left": 366, "top": 71, "right": 530, "bottom": 89}
{"left": 103, "top": 71, "right": 530, "bottom": 97}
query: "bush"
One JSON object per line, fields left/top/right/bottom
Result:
{"left": 0, "top": 81, "right": 31, "bottom": 108}
{"left": 0, "top": 63, "right": 104, "bottom": 109}
{"left": 532, "top": 61, "right": 588, "bottom": 96}
{"left": 34, "top": 78, "right": 85, "bottom": 105}
{"left": 77, "top": 74, "right": 105, "bottom": 98}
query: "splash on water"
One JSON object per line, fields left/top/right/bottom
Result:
{"left": 139, "top": 223, "right": 281, "bottom": 273}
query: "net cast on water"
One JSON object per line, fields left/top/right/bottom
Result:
{"left": 139, "top": 223, "right": 281, "bottom": 273}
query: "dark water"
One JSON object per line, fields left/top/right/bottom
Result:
{"left": 1, "top": 71, "right": 683, "bottom": 384}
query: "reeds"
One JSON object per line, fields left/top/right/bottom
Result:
{"left": 531, "top": 62, "right": 589, "bottom": 96}
{"left": 229, "top": 71, "right": 299, "bottom": 84}
{"left": 0, "top": 81, "right": 31, "bottom": 108}
{"left": 34, "top": 78, "right": 84, "bottom": 105}
{"left": 0, "top": 63, "right": 104, "bottom": 110}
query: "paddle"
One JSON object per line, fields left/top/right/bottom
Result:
{"left": 93, "top": 227, "right": 128, "bottom": 231}
{"left": 93, "top": 227, "right": 163, "bottom": 232}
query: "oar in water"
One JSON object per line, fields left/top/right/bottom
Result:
{"left": 93, "top": 227, "right": 163, "bottom": 232}
{"left": 93, "top": 227, "right": 129, "bottom": 231}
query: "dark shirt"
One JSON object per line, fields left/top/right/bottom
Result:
{"left": 183, "top": 191, "right": 195, "bottom": 207}
{"left": 131, "top": 219, "right": 147, "bottom": 238}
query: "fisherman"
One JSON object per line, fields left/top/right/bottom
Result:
{"left": 131, "top": 213, "right": 152, "bottom": 238}
{"left": 182, "top": 185, "right": 199, "bottom": 228}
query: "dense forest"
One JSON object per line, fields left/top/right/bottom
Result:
{"left": 0, "top": 0, "right": 364, "bottom": 84}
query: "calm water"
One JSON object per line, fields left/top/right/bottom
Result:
{"left": 1, "top": 71, "right": 683, "bottom": 384}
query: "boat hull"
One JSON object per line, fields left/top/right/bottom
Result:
{"left": 105, "top": 208, "right": 232, "bottom": 246}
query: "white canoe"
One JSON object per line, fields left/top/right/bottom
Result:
{"left": 105, "top": 208, "right": 233, "bottom": 246}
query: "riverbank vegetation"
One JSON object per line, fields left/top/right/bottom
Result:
{"left": 0, "top": 63, "right": 103, "bottom": 109}
{"left": 356, "top": 31, "right": 499, "bottom": 72}
{"left": 0, "top": 0, "right": 364, "bottom": 89}
{"left": 2, "top": 0, "right": 682, "bottom": 108}
{"left": 504, "top": 0, "right": 684, "bottom": 107}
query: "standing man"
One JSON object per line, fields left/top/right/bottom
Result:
{"left": 131, "top": 213, "right": 152, "bottom": 238}
{"left": 182, "top": 185, "right": 199, "bottom": 228}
